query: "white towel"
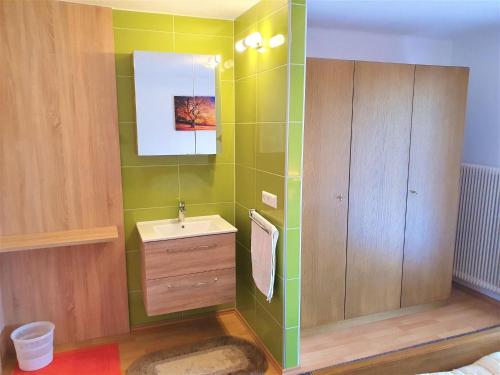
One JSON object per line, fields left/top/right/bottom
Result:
{"left": 250, "top": 210, "right": 279, "bottom": 302}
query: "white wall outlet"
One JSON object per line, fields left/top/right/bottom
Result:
{"left": 262, "top": 191, "right": 278, "bottom": 208}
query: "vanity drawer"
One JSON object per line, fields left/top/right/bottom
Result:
{"left": 144, "top": 268, "right": 235, "bottom": 315}
{"left": 141, "top": 233, "right": 235, "bottom": 279}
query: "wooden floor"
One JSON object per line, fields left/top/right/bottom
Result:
{"left": 2, "top": 310, "right": 281, "bottom": 375}
{"left": 292, "top": 286, "right": 500, "bottom": 374}
{"left": 3, "top": 287, "right": 499, "bottom": 375}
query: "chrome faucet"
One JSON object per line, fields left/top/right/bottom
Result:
{"left": 178, "top": 200, "right": 186, "bottom": 223}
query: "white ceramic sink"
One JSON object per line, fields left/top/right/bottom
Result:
{"left": 136, "top": 215, "right": 237, "bottom": 242}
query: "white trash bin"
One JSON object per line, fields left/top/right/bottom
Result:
{"left": 10, "top": 321, "right": 55, "bottom": 371}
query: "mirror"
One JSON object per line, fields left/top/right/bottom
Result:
{"left": 133, "top": 51, "right": 218, "bottom": 155}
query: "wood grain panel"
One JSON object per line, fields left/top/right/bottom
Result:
{"left": 0, "top": 0, "right": 129, "bottom": 344}
{"left": 402, "top": 66, "right": 469, "bottom": 307}
{"left": 301, "top": 58, "right": 354, "bottom": 328}
{"left": 345, "top": 62, "right": 415, "bottom": 318}
{"left": 315, "top": 326, "right": 500, "bottom": 375}
{"left": 142, "top": 233, "right": 235, "bottom": 279}
{"left": 145, "top": 269, "right": 236, "bottom": 315}
{"left": 0, "top": 226, "right": 118, "bottom": 253}
{"left": 293, "top": 287, "right": 500, "bottom": 374}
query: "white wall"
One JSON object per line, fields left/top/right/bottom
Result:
{"left": 307, "top": 27, "right": 454, "bottom": 65}
{"left": 307, "top": 26, "right": 500, "bottom": 168}
{"left": 451, "top": 29, "right": 500, "bottom": 167}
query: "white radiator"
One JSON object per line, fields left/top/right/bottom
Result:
{"left": 454, "top": 163, "right": 500, "bottom": 300}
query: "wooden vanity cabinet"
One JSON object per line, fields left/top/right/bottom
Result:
{"left": 141, "top": 233, "right": 236, "bottom": 315}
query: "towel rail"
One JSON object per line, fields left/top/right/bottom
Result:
{"left": 248, "top": 209, "right": 272, "bottom": 234}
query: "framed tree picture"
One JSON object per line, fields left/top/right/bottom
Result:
{"left": 174, "top": 96, "right": 216, "bottom": 131}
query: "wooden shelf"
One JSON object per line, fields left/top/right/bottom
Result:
{"left": 0, "top": 226, "right": 118, "bottom": 253}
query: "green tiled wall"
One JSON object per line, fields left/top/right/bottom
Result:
{"left": 285, "top": 1, "right": 307, "bottom": 369}
{"left": 113, "top": 1, "right": 307, "bottom": 368}
{"left": 113, "top": 10, "right": 235, "bottom": 326}
{"left": 234, "top": 0, "right": 307, "bottom": 369}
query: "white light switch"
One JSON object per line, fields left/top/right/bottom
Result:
{"left": 262, "top": 191, "right": 278, "bottom": 208}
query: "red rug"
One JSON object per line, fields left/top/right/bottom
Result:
{"left": 13, "top": 344, "right": 121, "bottom": 374}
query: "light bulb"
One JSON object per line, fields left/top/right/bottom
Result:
{"left": 257, "top": 47, "right": 267, "bottom": 54}
{"left": 269, "top": 34, "right": 285, "bottom": 48}
{"left": 235, "top": 39, "right": 246, "bottom": 52}
{"left": 244, "top": 32, "right": 263, "bottom": 48}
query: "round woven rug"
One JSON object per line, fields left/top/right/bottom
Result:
{"left": 126, "top": 336, "right": 268, "bottom": 375}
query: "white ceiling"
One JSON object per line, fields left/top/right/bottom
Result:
{"left": 62, "top": 0, "right": 260, "bottom": 20}
{"left": 308, "top": 0, "right": 500, "bottom": 38}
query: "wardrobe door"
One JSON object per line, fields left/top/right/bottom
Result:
{"left": 301, "top": 58, "right": 354, "bottom": 328}
{"left": 345, "top": 62, "right": 415, "bottom": 319}
{"left": 402, "top": 66, "right": 469, "bottom": 307}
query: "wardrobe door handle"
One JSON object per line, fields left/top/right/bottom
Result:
{"left": 409, "top": 189, "right": 418, "bottom": 195}
{"left": 336, "top": 194, "right": 344, "bottom": 202}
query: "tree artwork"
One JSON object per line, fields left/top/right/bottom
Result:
{"left": 174, "top": 96, "right": 216, "bottom": 131}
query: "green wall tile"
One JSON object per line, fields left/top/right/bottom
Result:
{"left": 285, "top": 327, "right": 299, "bottom": 368}
{"left": 114, "top": 29, "right": 174, "bottom": 76}
{"left": 122, "top": 166, "right": 179, "bottom": 209}
{"left": 255, "top": 301, "right": 284, "bottom": 366}
{"left": 116, "top": 76, "right": 136, "bottom": 122}
{"left": 234, "top": 0, "right": 307, "bottom": 368}
{"left": 258, "top": 6, "right": 288, "bottom": 72}
{"left": 285, "top": 278, "right": 300, "bottom": 328}
{"left": 119, "top": 124, "right": 178, "bottom": 166}
{"left": 221, "top": 80, "right": 235, "bottom": 123}
{"left": 124, "top": 206, "right": 178, "bottom": 251}
{"left": 285, "top": 229, "right": 300, "bottom": 279}
{"left": 114, "top": 28, "right": 174, "bottom": 54}
{"left": 235, "top": 203, "right": 251, "bottom": 249}
{"left": 290, "top": 4, "right": 306, "bottom": 64}
{"left": 174, "top": 16, "right": 233, "bottom": 36}
{"left": 255, "top": 276, "right": 284, "bottom": 326}
{"left": 185, "top": 202, "right": 235, "bottom": 224}
{"left": 234, "top": 6, "right": 259, "bottom": 36}
{"left": 129, "top": 291, "right": 182, "bottom": 325}
{"left": 236, "top": 242, "right": 254, "bottom": 291}
{"left": 234, "top": 27, "right": 259, "bottom": 80}
{"left": 235, "top": 165, "right": 256, "bottom": 209}
{"left": 179, "top": 164, "right": 234, "bottom": 204}
{"left": 174, "top": 34, "right": 233, "bottom": 81}
{"left": 257, "top": 65, "right": 287, "bottom": 123}
{"left": 236, "top": 283, "right": 256, "bottom": 328}
{"left": 114, "top": 7, "right": 242, "bottom": 336}
{"left": 256, "top": 123, "right": 286, "bottom": 176}
{"left": 113, "top": 10, "right": 173, "bottom": 31}
{"left": 275, "top": 226, "right": 285, "bottom": 278}
{"left": 126, "top": 251, "right": 141, "bottom": 292}
{"left": 290, "top": 64, "right": 305, "bottom": 122}
{"left": 235, "top": 123, "right": 256, "bottom": 168}
{"left": 255, "top": 171, "right": 285, "bottom": 227}
{"left": 235, "top": 76, "right": 256, "bottom": 123}
{"left": 287, "top": 122, "right": 303, "bottom": 177}
{"left": 286, "top": 177, "right": 301, "bottom": 228}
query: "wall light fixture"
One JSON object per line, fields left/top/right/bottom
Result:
{"left": 235, "top": 32, "right": 286, "bottom": 53}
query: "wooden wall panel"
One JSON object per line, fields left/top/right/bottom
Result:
{"left": 345, "top": 62, "right": 415, "bottom": 318}
{"left": 0, "top": 0, "right": 129, "bottom": 344}
{"left": 301, "top": 58, "right": 354, "bottom": 328}
{"left": 402, "top": 66, "right": 469, "bottom": 307}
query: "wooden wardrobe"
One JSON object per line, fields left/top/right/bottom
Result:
{"left": 301, "top": 59, "right": 469, "bottom": 329}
